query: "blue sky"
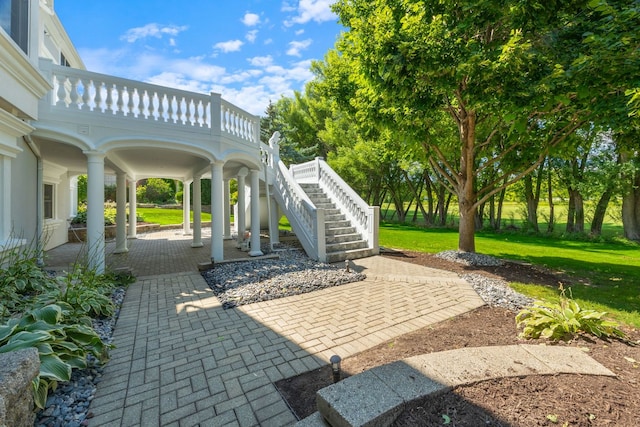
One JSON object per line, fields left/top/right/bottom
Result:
{"left": 54, "top": 1, "right": 343, "bottom": 116}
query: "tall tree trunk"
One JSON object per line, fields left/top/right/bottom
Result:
{"left": 489, "top": 194, "right": 496, "bottom": 229}
{"left": 457, "top": 111, "right": 477, "bottom": 252}
{"left": 574, "top": 191, "right": 585, "bottom": 232}
{"left": 590, "top": 188, "right": 613, "bottom": 236}
{"left": 475, "top": 203, "right": 484, "bottom": 230}
{"left": 496, "top": 180, "right": 508, "bottom": 231}
{"left": 567, "top": 188, "right": 585, "bottom": 233}
{"left": 547, "top": 165, "right": 555, "bottom": 233}
{"left": 621, "top": 150, "right": 640, "bottom": 240}
{"left": 524, "top": 175, "right": 540, "bottom": 232}
{"left": 424, "top": 170, "right": 435, "bottom": 225}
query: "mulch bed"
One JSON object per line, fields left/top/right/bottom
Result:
{"left": 275, "top": 251, "right": 640, "bottom": 426}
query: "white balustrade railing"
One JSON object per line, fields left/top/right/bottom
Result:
{"left": 272, "top": 159, "right": 326, "bottom": 261}
{"left": 220, "top": 99, "right": 260, "bottom": 145}
{"left": 41, "top": 61, "right": 260, "bottom": 146}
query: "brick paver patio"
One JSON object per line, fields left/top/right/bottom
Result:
{"left": 45, "top": 230, "right": 484, "bottom": 426}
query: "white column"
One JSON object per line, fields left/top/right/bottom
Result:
{"left": 114, "top": 172, "right": 128, "bottom": 254}
{"left": 191, "top": 175, "right": 203, "bottom": 248}
{"left": 127, "top": 179, "right": 137, "bottom": 239}
{"left": 249, "top": 169, "right": 263, "bottom": 257}
{"left": 85, "top": 151, "right": 105, "bottom": 273}
{"left": 236, "top": 168, "right": 247, "bottom": 248}
{"left": 223, "top": 179, "right": 231, "bottom": 240}
{"left": 211, "top": 162, "right": 224, "bottom": 261}
{"left": 69, "top": 175, "right": 79, "bottom": 217}
{"left": 0, "top": 156, "right": 11, "bottom": 243}
{"left": 182, "top": 179, "right": 192, "bottom": 235}
{"left": 270, "top": 195, "right": 280, "bottom": 245}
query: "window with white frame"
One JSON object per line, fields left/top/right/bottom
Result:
{"left": 44, "top": 183, "right": 54, "bottom": 220}
{"left": 0, "top": 0, "right": 29, "bottom": 54}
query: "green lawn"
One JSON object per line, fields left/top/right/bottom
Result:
{"left": 137, "top": 207, "right": 212, "bottom": 225}
{"left": 379, "top": 222, "right": 640, "bottom": 327}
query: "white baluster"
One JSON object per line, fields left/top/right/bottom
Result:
{"left": 56, "top": 75, "right": 67, "bottom": 107}
{"left": 185, "top": 99, "right": 193, "bottom": 125}
{"left": 116, "top": 86, "right": 125, "bottom": 115}
{"left": 105, "top": 84, "right": 114, "bottom": 114}
{"left": 157, "top": 93, "right": 165, "bottom": 121}
{"left": 202, "top": 101, "right": 209, "bottom": 127}
{"left": 148, "top": 92, "right": 156, "bottom": 120}
{"left": 167, "top": 95, "right": 176, "bottom": 123}
{"left": 193, "top": 100, "right": 201, "bottom": 127}
{"left": 127, "top": 87, "right": 135, "bottom": 116}
{"left": 81, "top": 79, "right": 92, "bottom": 111}
{"left": 178, "top": 96, "right": 185, "bottom": 123}
{"left": 94, "top": 81, "right": 103, "bottom": 112}
{"left": 69, "top": 77, "right": 80, "bottom": 109}
{"left": 138, "top": 89, "right": 146, "bottom": 118}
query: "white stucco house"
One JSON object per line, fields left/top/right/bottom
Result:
{"left": 1, "top": 0, "right": 378, "bottom": 273}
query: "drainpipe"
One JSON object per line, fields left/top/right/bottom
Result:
{"left": 23, "top": 135, "right": 44, "bottom": 266}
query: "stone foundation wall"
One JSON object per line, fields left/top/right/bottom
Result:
{"left": 0, "top": 348, "right": 39, "bottom": 427}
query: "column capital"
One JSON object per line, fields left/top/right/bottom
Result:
{"left": 212, "top": 160, "right": 224, "bottom": 170}
{"left": 237, "top": 167, "right": 249, "bottom": 178}
{"left": 83, "top": 150, "right": 106, "bottom": 161}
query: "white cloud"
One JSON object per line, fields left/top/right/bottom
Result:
{"left": 284, "top": 0, "right": 336, "bottom": 26}
{"left": 286, "top": 39, "right": 312, "bottom": 57}
{"left": 246, "top": 30, "right": 258, "bottom": 43}
{"left": 220, "top": 69, "right": 263, "bottom": 84}
{"left": 295, "top": 29, "right": 305, "bottom": 35}
{"left": 281, "top": 1, "right": 296, "bottom": 13}
{"left": 264, "top": 38, "right": 273, "bottom": 45}
{"left": 214, "top": 40, "right": 244, "bottom": 53}
{"left": 248, "top": 55, "right": 274, "bottom": 67}
{"left": 120, "top": 23, "right": 188, "bottom": 43}
{"left": 242, "top": 12, "right": 260, "bottom": 26}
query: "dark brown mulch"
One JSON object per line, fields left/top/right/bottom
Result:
{"left": 275, "top": 251, "right": 640, "bottom": 426}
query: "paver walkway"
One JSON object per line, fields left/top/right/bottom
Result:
{"left": 88, "top": 259, "right": 483, "bottom": 426}
{"left": 44, "top": 230, "right": 486, "bottom": 426}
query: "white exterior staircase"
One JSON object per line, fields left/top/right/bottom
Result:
{"left": 262, "top": 133, "right": 380, "bottom": 263}
{"left": 299, "top": 183, "right": 374, "bottom": 263}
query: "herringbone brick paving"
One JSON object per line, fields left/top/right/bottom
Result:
{"left": 45, "top": 230, "right": 485, "bottom": 426}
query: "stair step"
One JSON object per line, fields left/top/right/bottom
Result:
{"left": 325, "top": 226, "right": 357, "bottom": 236}
{"left": 326, "top": 247, "right": 376, "bottom": 264}
{"left": 315, "top": 203, "right": 336, "bottom": 209}
{"left": 326, "top": 233, "right": 362, "bottom": 244}
{"left": 325, "top": 220, "right": 351, "bottom": 229}
{"left": 326, "top": 240, "right": 368, "bottom": 253}
{"left": 325, "top": 213, "right": 346, "bottom": 222}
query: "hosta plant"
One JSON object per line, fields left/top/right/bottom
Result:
{"left": 516, "top": 287, "right": 626, "bottom": 341}
{"left": 0, "top": 304, "right": 111, "bottom": 408}
{"left": 37, "top": 265, "right": 116, "bottom": 318}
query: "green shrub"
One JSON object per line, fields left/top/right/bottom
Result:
{"left": 516, "top": 286, "right": 626, "bottom": 341}
{"left": 71, "top": 203, "right": 116, "bottom": 226}
{"left": 136, "top": 178, "right": 175, "bottom": 204}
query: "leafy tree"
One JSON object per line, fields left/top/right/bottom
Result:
{"left": 332, "top": 0, "right": 593, "bottom": 252}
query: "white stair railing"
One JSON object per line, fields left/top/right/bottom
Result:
{"left": 262, "top": 135, "right": 327, "bottom": 261}
{"left": 290, "top": 157, "right": 379, "bottom": 255}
